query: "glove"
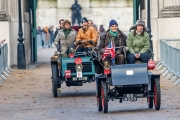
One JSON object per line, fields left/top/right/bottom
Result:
{"left": 57, "top": 43, "right": 61, "bottom": 52}
{"left": 89, "top": 40, "right": 93, "bottom": 45}
{"left": 69, "top": 44, "right": 75, "bottom": 49}
{"left": 77, "top": 40, "right": 82, "bottom": 45}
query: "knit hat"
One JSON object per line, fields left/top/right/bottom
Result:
{"left": 82, "top": 17, "right": 88, "bottom": 23}
{"left": 109, "top": 20, "right": 118, "bottom": 27}
{"left": 63, "top": 20, "right": 71, "bottom": 27}
{"left": 135, "top": 19, "right": 145, "bottom": 26}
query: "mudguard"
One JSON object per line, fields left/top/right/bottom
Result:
{"left": 110, "top": 63, "right": 149, "bottom": 86}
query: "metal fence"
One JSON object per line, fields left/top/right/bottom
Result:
{"left": 156, "top": 39, "right": 180, "bottom": 88}
{"left": 0, "top": 43, "right": 13, "bottom": 84}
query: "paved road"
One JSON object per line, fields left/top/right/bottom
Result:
{"left": 0, "top": 47, "right": 180, "bottom": 120}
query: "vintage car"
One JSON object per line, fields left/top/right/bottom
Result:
{"left": 50, "top": 43, "right": 97, "bottom": 97}
{"left": 96, "top": 46, "right": 161, "bottom": 113}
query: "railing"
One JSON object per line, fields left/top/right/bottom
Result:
{"left": 156, "top": 39, "right": 180, "bottom": 88}
{"left": 0, "top": 43, "right": 13, "bottom": 84}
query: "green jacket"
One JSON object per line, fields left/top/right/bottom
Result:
{"left": 127, "top": 30, "right": 150, "bottom": 54}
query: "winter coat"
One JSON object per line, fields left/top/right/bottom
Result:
{"left": 98, "top": 29, "right": 127, "bottom": 61}
{"left": 76, "top": 27, "right": 97, "bottom": 48}
{"left": 54, "top": 29, "right": 77, "bottom": 54}
{"left": 126, "top": 30, "right": 150, "bottom": 54}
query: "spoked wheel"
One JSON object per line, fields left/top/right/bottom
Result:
{"left": 52, "top": 64, "right": 58, "bottom": 98}
{"left": 97, "top": 97, "right": 102, "bottom": 111}
{"left": 101, "top": 81, "right": 108, "bottom": 113}
{"left": 154, "top": 78, "right": 161, "bottom": 110}
{"left": 147, "top": 97, "right": 153, "bottom": 108}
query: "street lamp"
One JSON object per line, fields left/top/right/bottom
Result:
{"left": 147, "top": 0, "right": 153, "bottom": 59}
{"left": 17, "top": 0, "right": 26, "bottom": 69}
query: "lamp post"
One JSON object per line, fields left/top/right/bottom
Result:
{"left": 17, "top": 0, "right": 26, "bottom": 69}
{"left": 147, "top": 0, "right": 153, "bottom": 59}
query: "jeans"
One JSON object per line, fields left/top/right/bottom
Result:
{"left": 126, "top": 52, "right": 150, "bottom": 64}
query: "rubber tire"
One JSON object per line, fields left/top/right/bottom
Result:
{"left": 154, "top": 78, "right": 161, "bottom": 110}
{"left": 147, "top": 97, "right": 153, "bottom": 108}
{"left": 101, "top": 81, "right": 108, "bottom": 113}
{"left": 97, "top": 98, "right": 102, "bottom": 111}
{"left": 52, "top": 64, "right": 58, "bottom": 98}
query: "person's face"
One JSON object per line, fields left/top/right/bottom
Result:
{"left": 60, "top": 21, "right": 64, "bottom": 27}
{"left": 110, "top": 25, "right": 118, "bottom": 32}
{"left": 38, "top": 27, "right": 41, "bottom": 30}
{"left": 82, "top": 22, "right": 88, "bottom": 29}
{"left": 64, "top": 23, "right": 70, "bottom": 29}
{"left": 88, "top": 21, "right": 93, "bottom": 27}
{"left": 136, "top": 25, "right": 143, "bottom": 32}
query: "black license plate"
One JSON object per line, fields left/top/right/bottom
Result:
{"left": 72, "top": 77, "right": 88, "bottom": 81}
{"left": 123, "top": 94, "right": 137, "bottom": 101}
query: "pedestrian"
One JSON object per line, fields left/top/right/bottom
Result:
{"left": 99, "top": 25, "right": 106, "bottom": 36}
{"left": 48, "top": 26, "right": 54, "bottom": 47}
{"left": 126, "top": 19, "right": 150, "bottom": 64}
{"left": 43, "top": 26, "right": 50, "bottom": 47}
{"left": 36, "top": 26, "right": 45, "bottom": 48}
{"left": 93, "top": 24, "right": 100, "bottom": 47}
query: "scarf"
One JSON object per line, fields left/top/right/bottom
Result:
{"left": 110, "top": 30, "right": 118, "bottom": 37}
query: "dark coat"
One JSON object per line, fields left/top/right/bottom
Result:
{"left": 98, "top": 29, "right": 127, "bottom": 60}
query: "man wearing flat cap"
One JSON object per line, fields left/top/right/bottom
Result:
{"left": 76, "top": 17, "right": 97, "bottom": 52}
{"left": 126, "top": 19, "right": 150, "bottom": 64}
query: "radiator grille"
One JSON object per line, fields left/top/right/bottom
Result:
{"left": 67, "top": 62, "right": 92, "bottom": 73}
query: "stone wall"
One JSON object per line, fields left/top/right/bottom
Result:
{"left": 0, "top": 0, "right": 31, "bottom": 66}
{"left": 36, "top": 0, "right": 133, "bottom": 31}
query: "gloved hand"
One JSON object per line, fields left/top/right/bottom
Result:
{"left": 77, "top": 40, "right": 82, "bottom": 45}
{"left": 57, "top": 43, "right": 61, "bottom": 52}
{"left": 69, "top": 44, "right": 75, "bottom": 49}
{"left": 89, "top": 40, "right": 93, "bottom": 45}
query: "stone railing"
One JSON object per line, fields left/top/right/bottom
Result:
{"left": 160, "top": 0, "right": 180, "bottom": 17}
{"left": 164, "top": 0, "right": 180, "bottom": 8}
{"left": 0, "top": 11, "right": 9, "bottom": 21}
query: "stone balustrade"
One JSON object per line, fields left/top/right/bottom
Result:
{"left": 164, "top": 0, "right": 180, "bottom": 8}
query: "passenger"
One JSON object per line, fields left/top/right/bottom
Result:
{"left": 126, "top": 19, "right": 150, "bottom": 64}
{"left": 53, "top": 19, "right": 64, "bottom": 42}
{"left": 98, "top": 19, "right": 127, "bottom": 65}
{"left": 76, "top": 17, "right": 97, "bottom": 52}
{"left": 54, "top": 20, "right": 77, "bottom": 56}
{"left": 88, "top": 20, "right": 93, "bottom": 28}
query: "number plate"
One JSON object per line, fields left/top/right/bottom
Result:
{"left": 77, "top": 71, "right": 82, "bottom": 77}
{"left": 123, "top": 94, "right": 137, "bottom": 101}
{"left": 72, "top": 77, "right": 88, "bottom": 81}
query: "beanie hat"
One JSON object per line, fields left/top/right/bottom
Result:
{"left": 82, "top": 17, "right": 88, "bottom": 23}
{"left": 63, "top": 20, "right": 71, "bottom": 27}
{"left": 109, "top": 20, "right": 118, "bottom": 27}
{"left": 135, "top": 19, "right": 145, "bottom": 26}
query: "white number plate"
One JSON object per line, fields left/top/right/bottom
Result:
{"left": 72, "top": 77, "right": 88, "bottom": 81}
{"left": 77, "top": 71, "right": 82, "bottom": 78}
{"left": 123, "top": 94, "right": 137, "bottom": 101}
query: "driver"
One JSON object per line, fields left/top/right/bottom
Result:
{"left": 54, "top": 19, "right": 77, "bottom": 56}
{"left": 98, "top": 19, "right": 127, "bottom": 65}
{"left": 76, "top": 17, "right": 97, "bottom": 52}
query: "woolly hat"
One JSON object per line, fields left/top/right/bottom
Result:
{"left": 135, "top": 19, "right": 145, "bottom": 26}
{"left": 82, "top": 17, "right": 88, "bottom": 23}
{"left": 63, "top": 20, "right": 71, "bottom": 27}
{"left": 109, "top": 20, "right": 118, "bottom": 27}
